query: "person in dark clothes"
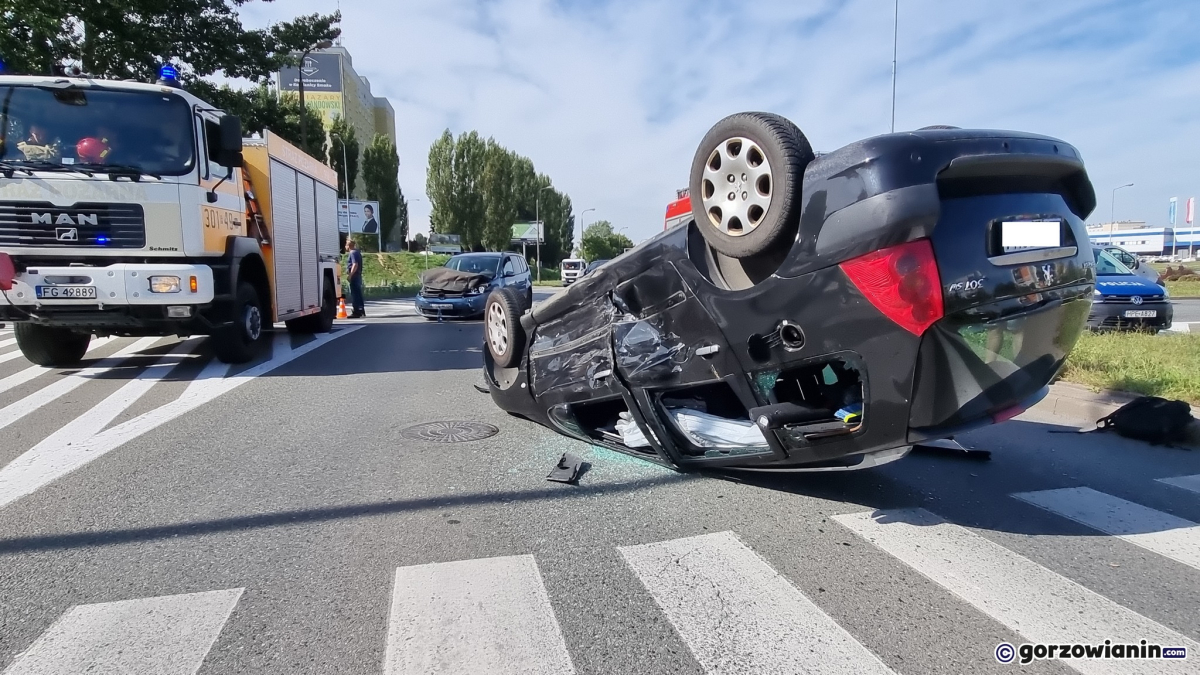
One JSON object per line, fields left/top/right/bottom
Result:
{"left": 346, "top": 238, "right": 365, "bottom": 318}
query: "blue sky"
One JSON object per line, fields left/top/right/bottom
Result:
{"left": 239, "top": 0, "right": 1200, "bottom": 242}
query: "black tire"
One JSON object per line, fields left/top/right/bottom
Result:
{"left": 14, "top": 324, "right": 90, "bottom": 367}
{"left": 212, "top": 281, "right": 267, "bottom": 364}
{"left": 526, "top": 287, "right": 534, "bottom": 309}
{"left": 285, "top": 278, "right": 336, "bottom": 334}
{"left": 484, "top": 287, "right": 525, "bottom": 368}
{"left": 689, "top": 112, "right": 813, "bottom": 259}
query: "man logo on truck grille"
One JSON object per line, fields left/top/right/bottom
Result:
{"left": 32, "top": 212, "right": 99, "bottom": 226}
{"left": 55, "top": 227, "right": 79, "bottom": 241}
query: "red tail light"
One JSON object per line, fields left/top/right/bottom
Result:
{"left": 0, "top": 253, "right": 14, "bottom": 292}
{"left": 840, "top": 239, "right": 943, "bottom": 336}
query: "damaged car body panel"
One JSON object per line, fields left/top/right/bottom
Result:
{"left": 484, "top": 125, "right": 1097, "bottom": 471}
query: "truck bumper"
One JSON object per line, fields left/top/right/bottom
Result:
{"left": 0, "top": 263, "right": 218, "bottom": 335}
{"left": 0, "top": 263, "right": 215, "bottom": 307}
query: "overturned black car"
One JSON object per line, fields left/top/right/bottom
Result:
{"left": 482, "top": 113, "right": 1097, "bottom": 471}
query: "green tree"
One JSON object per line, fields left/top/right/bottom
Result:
{"left": 581, "top": 220, "right": 632, "bottom": 262}
{"left": 396, "top": 186, "right": 410, "bottom": 247}
{"left": 362, "top": 133, "right": 400, "bottom": 244}
{"left": 187, "top": 82, "right": 326, "bottom": 160}
{"left": 481, "top": 143, "right": 517, "bottom": 251}
{"left": 329, "top": 115, "right": 359, "bottom": 199}
{"left": 451, "top": 131, "right": 487, "bottom": 249}
{"left": 0, "top": 1, "right": 339, "bottom": 83}
{"left": 412, "top": 231, "right": 427, "bottom": 252}
{"left": 426, "top": 130, "right": 455, "bottom": 235}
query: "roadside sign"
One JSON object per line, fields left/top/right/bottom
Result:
{"left": 511, "top": 221, "right": 543, "bottom": 243}
{"left": 429, "top": 232, "right": 462, "bottom": 254}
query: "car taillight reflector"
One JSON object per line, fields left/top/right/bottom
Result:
{"left": 840, "top": 239, "right": 944, "bottom": 336}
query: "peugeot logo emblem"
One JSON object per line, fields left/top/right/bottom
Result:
{"left": 1131, "top": 296, "right": 1143, "bottom": 305}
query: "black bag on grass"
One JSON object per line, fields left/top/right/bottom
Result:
{"left": 1097, "top": 396, "right": 1194, "bottom": 446}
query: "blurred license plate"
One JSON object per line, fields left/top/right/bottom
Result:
{"left": 1124, "top": 310, "right": 1156, "bottom": 318}
{"left": 36, "top": 285, "right": 96, "bottom": 299}
{"left": 432, "top": 303, "right": 453, "bottom": 310}
{"left": 1001, "top": 220, "right": 1061, "bottom": 252}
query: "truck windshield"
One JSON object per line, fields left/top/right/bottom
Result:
{"left": 0, "top": 85, "right": 195, "bottom": 175}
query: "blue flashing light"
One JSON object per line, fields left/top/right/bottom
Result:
{"left": 158, "top": 63, "right": 178, "bottom": 81}
{"left": 96, "top": 235, "right": 111, "bottom": 246}
{"left": 0, "top": 57, "right": 6, "bottom": 74}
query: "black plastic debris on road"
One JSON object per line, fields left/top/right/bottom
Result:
{"left": 547, "top": 452, "right": 587, "bottom": 484}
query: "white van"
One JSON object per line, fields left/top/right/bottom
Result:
{"left": 560, "top": 258, "right": 587, "bottom": 286}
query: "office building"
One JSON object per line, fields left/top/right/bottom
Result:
{"left": 276, "top": 46, "right": 396, "bottom": 149}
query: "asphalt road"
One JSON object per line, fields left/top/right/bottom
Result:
{"left": 1, "top": 291, "right": 1199, "bottom": 674}
{"left": 1174, "top": 298, "right": 1200, "bottom": 324}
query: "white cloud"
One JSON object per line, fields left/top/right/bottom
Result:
{"left": 236, "top": 0, "right": 1200, "bottom": 242}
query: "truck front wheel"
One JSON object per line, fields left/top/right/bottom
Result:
{"left": 14, "top": 324, "right": 91, "bottom": 367}
{"left": 212, "top": 281, "right": 267, "bottom": 364}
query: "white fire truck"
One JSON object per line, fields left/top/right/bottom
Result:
{"left": 0, "top": 69, "right": 341, "bottom": 365}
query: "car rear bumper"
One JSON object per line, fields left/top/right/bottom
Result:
{"left": 1087, "top": 301, "right": 1173, "bottom": 330}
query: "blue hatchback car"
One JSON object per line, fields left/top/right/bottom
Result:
{"left": 416, "top": 252, "right": 533, "bottom": 320}
{"left": 1088, "top": 247, "right": 1172, "bottom": 331}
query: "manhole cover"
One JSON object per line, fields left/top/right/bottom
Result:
{"left": 400, "top": 421, "right": 499, "bottom": 443}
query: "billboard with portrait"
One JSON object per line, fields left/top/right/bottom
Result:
{"left": 338, "top": 199, "right": 382, "bottom": 238}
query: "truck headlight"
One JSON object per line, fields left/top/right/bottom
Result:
{"left": 149, "top": 276, "right": 181, "bottom": 293}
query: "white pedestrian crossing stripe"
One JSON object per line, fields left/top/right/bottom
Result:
{"left": 384, "top": 554, "right": 575, "bottom": 675}
{"left": 834, "top": 508, "right": 1200, "bottom": 675}
{"left": 619, "top": 531, "right": 896, "bottom": 675}
{"left": 1, "top": 588, "right": 243, "bottom": 675}
{"left": 1014, "top": 487, "right": 1200, "bottom": 572}
{"left": 1159, "top": 474, "right": 1200, "bottom": 496}
{"left": 0, "top": 328, "right": 361, "bottom": 511}
{"left": 9, "top": 485, "right": 1200, "bottom": 674}
{"left": 0, "top": 337, "right": 114, "bottom": 396}
{"left": 0, "top": 337, "right": 159, "bottom": 433}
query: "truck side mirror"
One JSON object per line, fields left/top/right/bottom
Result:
{"left": 218, "top": 115, "right": 244, "bottom": 167}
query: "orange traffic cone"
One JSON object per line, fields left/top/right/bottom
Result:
{"left": 336, "top": 297, "right": 348, "bottom": 320}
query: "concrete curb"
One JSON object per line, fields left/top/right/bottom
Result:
{"left": 1164, "top": 322, "right": 1197, "bottom": 333}
{"left": 1033, "top": 382, "right": 1200, "bottom": 445}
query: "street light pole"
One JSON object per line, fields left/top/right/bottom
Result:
{"left": 580, "top": 208, "right": 595, "bottom": 257}
{"left": 536, "top": 185, "right": 552, "bottom": 282}
{"left": 1110, "top": 183, "right": 1133, "bottom": 241}
{"left": 890, "top": 0, "right": 898, "bottom": 134}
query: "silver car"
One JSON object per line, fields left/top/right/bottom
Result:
{"left": 1102, "top": 246, "right": 1162, "bottom": 286}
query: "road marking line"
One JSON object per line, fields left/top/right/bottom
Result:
{"left": 619, "top": 531, "right": 895, "bottom": 675}
{"left": 0, "top": 337, "right": 160, "bottom": 433}
{"left": 384, "top": 554, "right": 575, "bottom": 675}
{"left": 0, "top": 339, "right": 200, "bottom": 507}
{"left": 834, "top": 508, "right": 1200, "bottom": 675}
{"left": 1158, "top": 474, "right": 1200, "bottom": 496}
{"left": 2, "top": 588, "right": 242, "bottom": 675}
{"left": 1014, "top": 487, "right": 1200, "bottom": 572}
{"left": 0, "top": 337, "right": 115, "bottom": 397}
{"left": 0, "top": 337, "right": 15, "bottom": 350}
{"left": 0, "top": 328, "right": 358, "bottom": 510}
